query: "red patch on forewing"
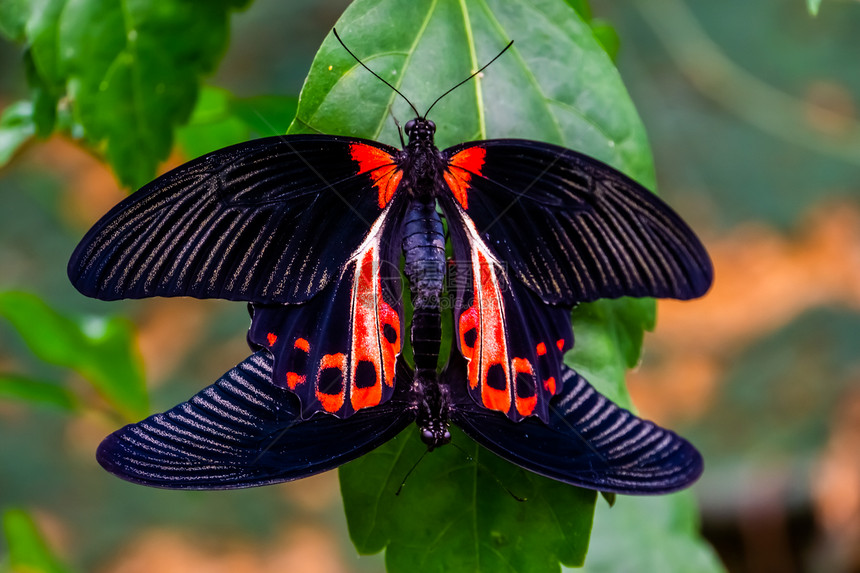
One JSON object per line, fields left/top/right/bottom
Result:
{"left": 316, "top": 353, "right": 346, "bottom": 413}
{"left": 443, "top": 171, "right": 471, "bottom": 209}
{"left": 450, "top": 146, "right": 486, "bottom": 174}
{"left": 512, "top": 357, "right": 537, "bottom": 417}
{"left": 349, "top": 143, "right": 402, "bottom": 208}
{"left": 445, "top": 147, "right": 486, "bottom": 209}
{"left": 348, "top": 246, "right": 401, "bottom": 412}
{"left": 266, "top": 332, "right": 278, "bottom": 346}
{"left": 458, "top": 249, "right": 510, "bottom": 414}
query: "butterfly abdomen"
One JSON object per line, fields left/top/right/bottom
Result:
{"left": 402, "top": 198, "right": 445, "bottom": 373}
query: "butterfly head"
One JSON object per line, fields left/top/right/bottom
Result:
{"left": 420, "top": 422, "right": 452, "bottom": 451}
{"left": 404, "top": 118, "right": 436, "bottom": 147}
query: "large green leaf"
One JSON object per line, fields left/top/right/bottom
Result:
{"left": 2, "top": 508, "right": 72, "bottom": 573}
{"left": 291, "top": 0, "right": 658, "bottom": 570}
{"left": 0, "top": 291, "right": 146, "bottom": 421}
{"left": 0, "top": 0, "right": 250, "bottom": 188}
{"left": 342, "top": 428, "right": 596, "bottom": 573}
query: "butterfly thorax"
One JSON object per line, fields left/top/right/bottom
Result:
{"left": 398, "top": 118, "right": 445, "bottom": 200}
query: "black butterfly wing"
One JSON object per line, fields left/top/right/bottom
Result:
{"left": 441, "top": 139, "right": 713, "bottom": 305}
{"left": 446, "top": 356, "right": 703, "bottom": 494}
{"left": 69, "top": 135, "right": 403, "bottom": 304}
{"left": 96, "top": 351, "right": 415, "bottom": 489}
{"left": 246, "top": 198, "right": 406, "bottom": 420}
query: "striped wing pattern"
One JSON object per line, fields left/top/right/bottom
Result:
{"left": 443, "top": 139, "right": 713, "bottom": 305}
{"left": 450, "top": 361, "right": 702, "bottom": 494}
{"left": 69, "top": 135, "right": 398, "bottom": 304}
{"left": 96, "top": 351, "right": 414, "bottom": 489}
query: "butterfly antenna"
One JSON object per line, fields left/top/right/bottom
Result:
{"left": 422, "top": 40, "right": 514, "bottom": 119}
{"left": 395, "top": 448, "right": 430, "bottom": 496}
{"left": 449, "top": 441, "right": 527, "bottom": 502}
{"left": 333, "top": 28, "right": 421, "bottom": 118}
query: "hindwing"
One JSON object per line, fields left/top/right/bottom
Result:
{"left": 97, "top": 351, "right": 415, "bottom": 489}
{"left": 443, "top": 200, "right": 571, "bottom": 423}
{"left": 248, "top": 200, "right": 405, "bottom": 419}
{"left": 447, "top": 355, "right": 703, "bottom": 494}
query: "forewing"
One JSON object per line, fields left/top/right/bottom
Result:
{"left": 442, "top": 139, "right": 713, "bottom": 305}
{"left": 444, "top": 202, "right": 572, "bottom": 424}
{"left": 69, "top": 135, "right": 402, "bottom": 304}
{"left": 96, "top": 351, "right": 415, "bottom": 489}
{"left": 248, "top": 201, "right": 405, "bottom": 419}
{"left": 447, "top": 357, "right": 703, "bottom": 494}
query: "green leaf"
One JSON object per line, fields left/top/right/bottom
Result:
{"left": 807, "top": 0, "right": 821, "bottom": 16}
{"left": 562, "top": 0, "right": 591, "bottom": 20}
{"left": 2, "top": 508, "right": 72, "bottom": 573}
{"left": 293, "top": 0, "right": 658, "bottom": 570}
{"left": 290, "top": 0, "right": 655, "bottom": 187}
{"left": 0, "top": 0, "right": 28, "bottom": 41}
{"left": 590, "top": 19, "right": 620, "bottom": 62}
{"left": 0, "top": 373, "right": 78, "bottom": 411}
{"left": 0, "top": 291, "right": 147, "bottom": 421}
{"left": 5, "top": 0, "right": 251, "bottom": 188}
{"left": 341, "top": 428, "right": 596, "bottom": 572}
{"left": 0, "top": 101, "right": 36, "bottom": 166}
{"left": 176, "top": 86, "right": 298, "bottom": 159}
{"left": 581, "top": 493, "right": 725, "bottom": 573}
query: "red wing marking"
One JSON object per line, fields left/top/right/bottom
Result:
{"left": 512, "top": 357, "right": 537, "bottom": 417}
{"left": 556, "top": 338, "right": 566, "bottom": 352}
{"left": 543, "top": 377, "right": 557, "bottom": 395}
{"left": 316, "top": 353, "right": 346, "bottom": 413}
{"left": 458, "top": 245, "right": 511, "bottom": 414}
{"left": 343, "top": 213, "right": 401, "bottom": 413}
{"left": 349, "top": 143, "right": 402, "bottom": 208}
{"left": 536, "top": 342, "right": 547, "bottom": 356}
{"left": 266, "top": 332, "right": 277, "bottom": 346}
{"left": 348, "top": 246, "right": 401, "bottom": 411}
{"left": 450, "top": 147, "right": 486, "bottom": 173}
{"left": 286, "top": 337, "right": 310, "bottom": 390}
{"left": 286, "top": 372, "right": 305, "bottom": 390}
{"left": 445, "top": 147, "right": 486, "bottom": 209}
{"left": 443, "top": 171, "right": 471, "bottom": 209}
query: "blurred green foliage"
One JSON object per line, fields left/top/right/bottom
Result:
{"left": 2, "top": 508, "right": 72, "bottom": 573}
{"left": 807, "top": 0, "right": 822, "bottom": 16}
{"left": 0, "top": 291, "right": 146, "bottom": 422}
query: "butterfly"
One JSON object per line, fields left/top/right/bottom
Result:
{"left": 69, "top": 35, "right": 713, "bottom": 494}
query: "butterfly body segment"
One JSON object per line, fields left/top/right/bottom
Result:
{"left": 72, "top": 114, "right": 713, "bottom": 493}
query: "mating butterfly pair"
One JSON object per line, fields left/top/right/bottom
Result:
{"left": 69, "top": 53, "right": 712, "bottom": 496}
